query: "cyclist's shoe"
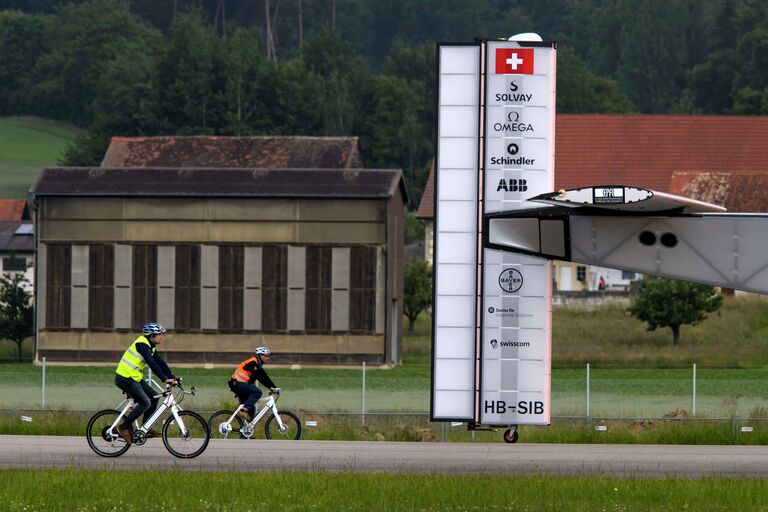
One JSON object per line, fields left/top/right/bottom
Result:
{"left": 145, "top": 428, "right": 161, "bottom": 438}
{"left": 237, "top": 409, "right": 253, "bottom": 422}
{"left": 117, "top": 426, "right": 132, "bottom": 446}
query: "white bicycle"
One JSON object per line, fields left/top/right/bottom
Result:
{"left": 208, "top": 388, "right": 302, "bottom": 440}
{"left": 86, "top": 378, "right": 210, "bottom": 458}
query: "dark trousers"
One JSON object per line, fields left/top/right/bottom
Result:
{"left": 115, "top": 374, "right": 160, "bottom": 429}
{"left": 228, "top": 379, "right": 263, "bottom": 416}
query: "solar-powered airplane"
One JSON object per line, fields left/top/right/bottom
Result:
{"left": 430, "top": 36, "right": 768, "bottom": 442}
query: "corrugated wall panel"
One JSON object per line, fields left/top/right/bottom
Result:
{"left": 70, "top": 245, "right": 88, "bottom": 328}
{"left": 331, "top": 247, "right": 350, "bottom": 332}
{"left": 200, "top": 245, "right": 219, "bottom": 329}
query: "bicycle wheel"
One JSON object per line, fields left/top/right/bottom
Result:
{"left": 86, "top": 409, "right": 131, "bottom": 457}
{"left": 162, "top": 410, "right": 210, "bottom": 459}
{"left": 264, "top": 410, "right": 302, "bottom": 440}
{"left": 207, "top": 410, "right": 243, "bottom": 439}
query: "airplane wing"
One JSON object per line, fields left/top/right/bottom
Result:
{"left": 529, "top": 185, "right": 727, "bottom": 214}
{"left": 486, "top": 185, "right": 768, "bottom": 294}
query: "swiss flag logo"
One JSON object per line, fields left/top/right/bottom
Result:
{"left": 495, "top": 48, "right": 534, "bottom": 74}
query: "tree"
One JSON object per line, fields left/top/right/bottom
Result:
{"left": 220, "top": 26, "right": 269, "bottom": 134}
{"left": 153, "top": 9, "right": 222, "bottom": 134}
{"left": 29, "top": 0, "right": 160, "bottom": 126}
{"left": 628, "top": 278, "right": 722, "bottom": 346}
{"left": 0, "top": 272, "right": 34, "bottom": 361}
{"left": 403, "top": 260, "right": 432, "bottom": 336}
{"left": 0, "top": 11, "right": 48, "bottom": 116}
{"left": 556, "top": 46, "right": 635, "bottom": 113}
{"left": 299, "top": 29, "right": 372, "bottom": 135}
{"left": 360, "top": 75, "right": 423, "bottom": 193}
{"left": 404, "top": 209, "right": 424, "bottom": 245}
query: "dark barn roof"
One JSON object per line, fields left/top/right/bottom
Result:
{"left": 31, "top": 167, "right": 406, "bottom": 200}
{"left": 101, "top": 136, "right": 365, "bottom": 169}
{"left": 0, "top": 221, "right": 34, "bottom": 252}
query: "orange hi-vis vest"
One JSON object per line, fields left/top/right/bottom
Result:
{"left": 231, "top": 357, "right": 260, "bottom": 383}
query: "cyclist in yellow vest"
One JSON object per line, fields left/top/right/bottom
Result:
{"left": 114, "top": 322, "right": 177, "bottom": 445}
{"left": 228, "top": 347, "right": 277, "bottom": 422}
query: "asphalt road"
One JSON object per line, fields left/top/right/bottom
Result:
{"left": 1, "top": 435, "right": 766, "bottom": 478}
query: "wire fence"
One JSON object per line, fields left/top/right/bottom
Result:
{"left": 2, "top": 360, "right": 768, "bottom": 424}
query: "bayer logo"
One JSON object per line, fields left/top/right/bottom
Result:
{"left": 498, "top": 268, "right": 523, "bottom": 293}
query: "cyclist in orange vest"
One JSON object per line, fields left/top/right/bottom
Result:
{"left": 228, "top": 347, "right": 277, "bottom": 421}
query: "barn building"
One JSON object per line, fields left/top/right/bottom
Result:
{"left": 31, "top": 136, "right": 405, "bottom": 366}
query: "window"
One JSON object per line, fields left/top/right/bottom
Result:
{"left": 576, "top": 266, "right": 586, "bottom": 282}
{"left": 46, "top": 245, "right": 71, "bottom": 328}
{"left": 218, "top": 245, "right": 244, "bottom": 331}
{"left": 175, "top": 245, "right": 201, "bottom": 330}
{"left": 622, "top": 271, "right": 636, "bottom": 280}
{"left": 88, "top": 245, "right": 114, "bottom": 329}
{"left": 132, "top": 245, "right": 157, "bottom": 329}
{"left": 349, "top": 246, "right": 376, "bottom": 333}
{"left": 305, "top": 246, "right": 332, "bottom": 333}
{"left": 3, "top": 257, "right": 26, "bottom": 272}
{"left": 261, "top": 245, "right": 287, "bottom": 332}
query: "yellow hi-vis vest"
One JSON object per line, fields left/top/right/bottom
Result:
{"left": 116, "top": 335, "right": 155, "bottom": 382}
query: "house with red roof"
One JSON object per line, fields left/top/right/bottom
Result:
{"left": 0, "top": 199, "right": 33, "bottom": 284}
{"left": 0, "top": 199, "right": 30, "bottom": 221}
{"left": 418, "top": 114, "right": 768, "bottom": 291}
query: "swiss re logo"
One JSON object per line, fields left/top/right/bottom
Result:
{"left": 498, "top": 268, "right": 523, "bottom": 293}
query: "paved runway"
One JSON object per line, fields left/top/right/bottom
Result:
{"left": 1, "top": 435, "right": 766, "bottom": 478}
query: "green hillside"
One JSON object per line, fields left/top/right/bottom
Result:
{"left": 0, "top": 117, "right": 78, "bottom": 199}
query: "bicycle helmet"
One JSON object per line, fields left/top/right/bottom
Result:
{"left": 142, "top": 322, "right": 167, "bottom": 336}
{"left": 254, "top": 346, "right": 271, "bottom": 356}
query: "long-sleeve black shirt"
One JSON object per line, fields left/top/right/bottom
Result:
{"left": 239, "top": 357, "right": 277, "bottom": 389}
{"left": 136, "top": 338, "right": 174, "bottom": 382}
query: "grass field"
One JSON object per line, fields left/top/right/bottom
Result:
{"left": 1, "top": 469, "right": 767, "bottom": 511}
{"left": 401, "top": 295, "right": 768, "bottom": 367}
{"left": 5, "top": 407, "right": 768, "bottom": 444}
{"left": 0, "top": 117, "right": 78, "bottom": 198}
{"left": 553, "top": 298, "right": 768, "bottom": 367}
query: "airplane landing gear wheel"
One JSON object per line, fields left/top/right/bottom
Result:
{"left": 503, "top": 428, "right": 519, "bottom": 443}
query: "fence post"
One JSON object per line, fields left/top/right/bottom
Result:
{"left": 41, "top": 356, "right": 46, "bottom": 410}
{"left": 361, "top": 361, "right": 366, "bottom": 426}
{"left": 586, "top": 363, "right": 591, "bottom": 429}
{"left": 692, "top": 363, "right": 697, "bottom": 417}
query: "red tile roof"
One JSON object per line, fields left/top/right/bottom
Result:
{"left": 417, "top": 114, "right": 768, "bottom": 218}
{"left": 415, "top": 161, "right": 435, "bottom": 219}
{"left": 0, "top": 199, "right": 29, "bottom": 221}
{"left": 101, "top": 136, "right": 365, "bottom": 169}
{"left": 670, "top": 171, "right": 768, "bottom": 212}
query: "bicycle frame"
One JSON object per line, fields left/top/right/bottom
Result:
{"left": 108, "top": 382, "right": 190, "bottom": 441}
{"left": 223, "top": 393, "right": 287, "bottom": 433}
